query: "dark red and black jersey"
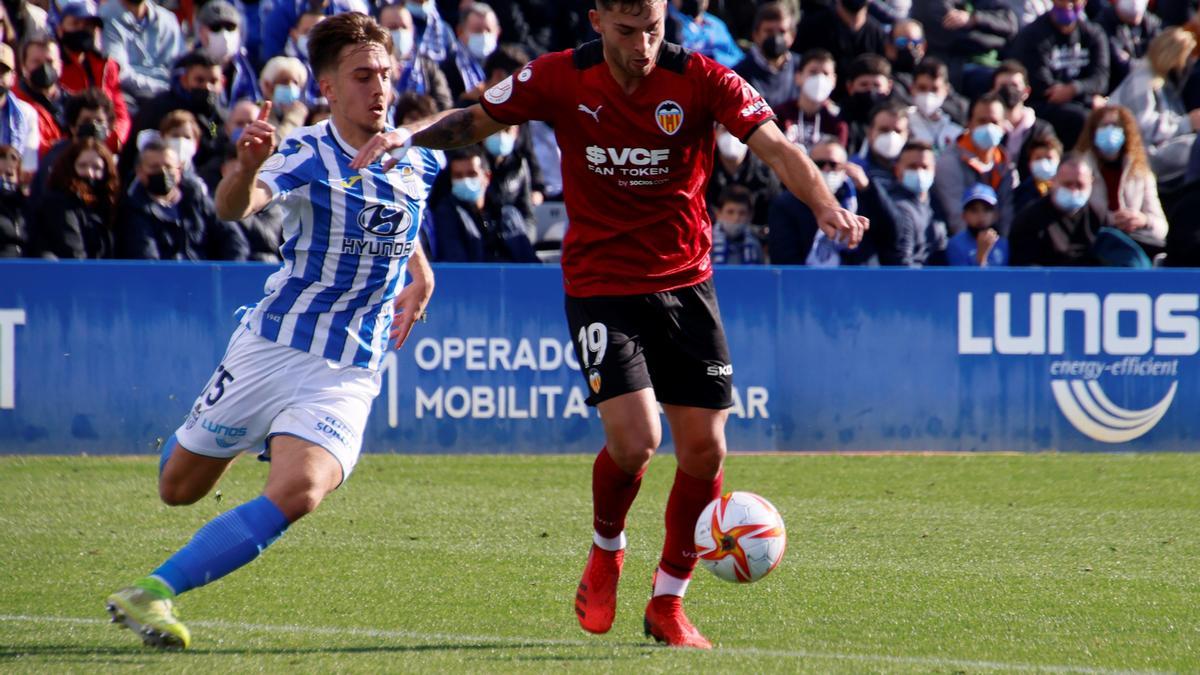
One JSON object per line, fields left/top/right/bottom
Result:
{"left": 480, "top": 41, "right": 776, "bottom": 297}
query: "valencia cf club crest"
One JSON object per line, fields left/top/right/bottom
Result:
{"left": 588, "top": 368, "right": 602, "bottom": 394}
{"left": 655, "top": 100, "right": 684, "bottom": 136}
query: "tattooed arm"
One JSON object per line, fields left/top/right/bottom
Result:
{"left": 349, "top": 105, "right": 508, "bottom": 169}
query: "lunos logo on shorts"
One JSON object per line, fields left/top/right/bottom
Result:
{"left": 958, "top": 292, "right": 1197, "bottom": 443}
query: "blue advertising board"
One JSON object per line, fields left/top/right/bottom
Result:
{"left": 1, "top": 260, "right": 1197, "bottom": 454}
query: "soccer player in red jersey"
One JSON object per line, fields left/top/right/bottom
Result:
{"left": 350, "top": 0, "right": 867, "bottom": 649}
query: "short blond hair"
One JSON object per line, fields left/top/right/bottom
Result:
{"left": 260, "top": 56, "right": 309, "bottom": 90}
{"left": 1148, "top": 27, "right": 1196, "bottom": 80}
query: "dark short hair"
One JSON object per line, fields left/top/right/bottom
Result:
{"left": 138, "top": 137, "right": 169, "bottom": 165}
{"left": 899, "top": 139, "right": 934, "bottom": 158}
{"left": 1028, "top": 133, "right": 1064, "bottom": 156}
{"left": 308, "top": 11, "right": 391, "bottom": 77}
{"left": 868, "top": 99, "right": 909, "bottom": 126}
{"left": 753, "top": 2, "right": 792, "bottom": 32}
{"left": 18, "top": 29, "right": 54, "bottom": 64}
{"left": 393, "top": 91, "right": 438, "bottom": 125}
{"left": 992, "top": 59, "right": 1029, "bottom": 87}
{"left": 64, "top": 88, "right": 114, "bottom": 128}
{"left": 173, "top": 50, "right": 220, "bottom": 72}
{"left": 595, "top": 0, "right": 662, "bottom": 14}
{"left": 447, "top": 145, "right": 492, "bottom": 172}
{"left": 847, "top": 53, "right": 891, "bottom": 82}
{"left": 971, "top": 91, "right": 1005, "bottom": 115}
{"left": 913, "top": 56, "right": 948, "bottom": 84}
{"left": 800, "top": 48, "right": 834, "bottom": 70}
{"left": 716, "top": 185, "right": 753, "bottom": 211}
{"left": 483, "top": 44, "right": 530, "bottom": 80}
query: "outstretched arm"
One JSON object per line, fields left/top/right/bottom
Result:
{"left": 349, "top": 105, "right": 508, "bottom": 170}
{"left": 747, "top": 121, "right": 869, "bottom": 248}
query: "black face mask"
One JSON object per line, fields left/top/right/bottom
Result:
{"left": 760, "top": 33, "right": 789, "bottom": 60}
{"left": 0, "top": 84, "right": 9, "bottom": 99}
{"left": 679, "top": 0, "right": 703, "bottom": 18}
{"left": 29, "top": 62, "right": 58, "bottom": 90}
{"left": 997, "top": 84, "right": 1024, "bottom": 109}
{"left": 61, "top": 29, "right": 98, "bottom": 54}
{"left": 845, "top": 90, "right": 886, "bottom": 122}
{"left": 145, "top": 169, "right": 176, "bottom": 197}
{"left": 187, "top": 87, "right": 219, "bottom": 114}
{"left": 76, "top": 119, "right": 108, "bottom": 141}
{"left": 841, "top": 0, "right": 869, "bottom": 12}
{"left": 894, "top": 49, "right": 918, "bottom": 74}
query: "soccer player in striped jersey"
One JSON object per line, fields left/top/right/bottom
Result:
{"left": 104, "top": 13, "right": 442, "bottom": 649}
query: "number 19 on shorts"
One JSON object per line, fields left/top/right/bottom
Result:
{"left": 577, "top": 323, "right": 608, "bottom": 368}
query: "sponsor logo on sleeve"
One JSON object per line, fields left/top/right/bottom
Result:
{"left": 484, "top": 76, "right": 514, "bottom": 105}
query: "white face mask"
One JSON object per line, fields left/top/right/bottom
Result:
{"left": 822, "top": 170, "right": 846, "bottom": 194}
{"left": 391, "top": 29, "right": 414, "bottom": 58}
{"left": 716, "top": 131, "right": 748, "bottom": 162}
{"left": 205, "top": 28, "right": 240, "bottom": 62}
{"left": 295, "top": 35, "right": 309, "bottom": 59}
{"left": 718, "top": 220, "right": 748, "bottom": 238}
{"left": 466, "top": 32, "right": 498, "bottom": 60}
{"left": 872, "top": 130, "right": 905, "bottom": 160}
{"left": 801, "top": 73, "right": 835, "bottom": 104}
{"left": 914, "top": 91, "right": 945, "bottom": 118}
{"left": 1116, "top": 0, "right": 1148, "bottom": 17}
{"left": 166, "top": 136, "right": 197, "bottom": 168}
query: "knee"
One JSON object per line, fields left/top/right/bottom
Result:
{"left": 607, "top": 429, "right": 660, "bottom": 473}
{"left": 676, "top": 439, "right": 726, "bottom": 479}
{"left": 159, "top": 481, "right": 203, "bottom": 507}
{"left": 265, "top": 484, "right": 327, "bottom": 522}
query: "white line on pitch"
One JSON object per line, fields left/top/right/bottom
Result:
{"left": 0, "top": 614, "right": 1166, "bottom": 675}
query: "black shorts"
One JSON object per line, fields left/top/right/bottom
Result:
{"left": 564, "top": 279, "right": 733, "bottom": 409}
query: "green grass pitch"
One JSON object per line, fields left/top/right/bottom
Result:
{"left": 1, "top": 453, "right": 1197, "bottom": 673}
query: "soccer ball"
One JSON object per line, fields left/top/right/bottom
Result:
{"left": 694, "top": 491, "right": 786, "bottom": 583}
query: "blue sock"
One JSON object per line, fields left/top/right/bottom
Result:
{"left": 151, "top": 495, "right": 290, "bottom": 596}
{"left": 158, "top": 434, "right": 178, "bottom": 478}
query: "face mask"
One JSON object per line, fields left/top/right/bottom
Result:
{"left": 680, "top": 0, "right": 703, "bottom": 18}
{"left": 716, "top": 131, "right": 748, "bottom": 162}
{"left": 801, "top": 73, "right": 834, "bottom": 103}
{"left": 1050, "top": 6, "right": 1081, "bottom": 27}
{"left": 1116, "top": 0, "right": 1148, "bottom": 18}
{"left": 452, "top": 176, "right": 484, "bottom": 203}
{"left": 872, "top": 130, "right": 905, "bottom": 160}
{"left": 406, "top": 0, "right": 431, "bottom": 20}
{"left": 1053, "top": 186, "right": 1090, "bottom": 213}
{"left": 76, "top": 119, "right": 108, "bottom": 140}
{"left": 0, "top": 178, "right": 19, "bottom": 194}
{"left": 822, "top": 170, "right": 846, "bottom": 194}
{"left": 901, "top": 168, "right": 934, "bottom": 194}
{"left": 188, "top": 87, "right": 219, "bottom": 114}
{"left": 894, "top": 49, "right": 918, "bottom": 73}
{"left": 145, "top": 169, "right": 176, "bottom": 197}
{"left": 81, "top": 174, "right": 104, "bottom": 190}
{"left": 914, "top": 92, "right": 944, "bottom": 118}
{"left": 841, "top": 0, "right": 868, "bottom": 12}
{"left": 847, "top": 90, "right": 886, "bottom": 122}
{"left": 29, "top": 62, "right": 58, "bottom": 90}
{"left": 466, "top": 32, "right": 498, "bottom": 61}
{"left": 484, "top": 132, "right": 516, "bottom": 157}
{"left": 61, "top": 29, "right": 98, "bottom": 54}
{"left": 230, "top": 126, "right": 245, "bottom": 143}
{"left": 295, "top": 35, "right": 310, "bottom": 59}
{"left": 997, "top": 84, "right": 1024, "bottom": 109}
{"left": 760, "top": 33, "right": 789, "bottom": 60}
{"left": 391, "top": 29, "right": 414, "bottom": 58}
{"left": 272, "top": 83, "right": 301, "bottom": 107}
{"left": 1094, "top": 124, "right": 1126, "bottom": 156}
{"left": 0, "top": 84, "right": 10, "bottom": 99}
{"left": 718, "top": 220, "right": 748, "bottom": 238}
{"left": 205, "top": 28, "right": 241, "bottom": 61}
{"left": 166, "top": 136, "right": 197, "bottom": 167}
{"left": 971, "top": 123, "right": 1004, "bottom": 150}
{"left": 1030, "top": 157, "right": 1059, "bottom": 181}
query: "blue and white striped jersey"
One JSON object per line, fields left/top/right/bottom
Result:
{"left": 241, "top": 121, "right": 444, "bottom": 370}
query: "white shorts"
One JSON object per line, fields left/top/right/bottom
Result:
{"left": 175, "top": 326, "right": 382, "bottom": 483}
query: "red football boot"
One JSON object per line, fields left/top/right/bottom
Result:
{"left": 643, "top": 594, "right": 713, "bottom": 649}
{"left": 574, "top": 545, "right": 624, "bottom": 634}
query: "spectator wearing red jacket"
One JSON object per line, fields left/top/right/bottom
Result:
{"left": 56, "top": 0, "right": 129, "bottom": 153}
{"left": 13, "top": 32, "right": 66, "bottom": 160}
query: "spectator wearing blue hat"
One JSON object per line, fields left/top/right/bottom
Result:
{"left": 196, "top": 0, "right": 261, "bottom": 109}
{"left": 946, "top": 183, "right": 1009, "bottom": 266}
{"left": 100, "top": 0, "right": 185, "bottom": 110}
{"left": 58, "top": 0, "right": 131, "bottom": 151}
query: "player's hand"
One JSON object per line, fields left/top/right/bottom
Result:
{"left": 391, "top": 270, "right": 433, "bottom": 350}
{"left": 816, "top": 205, "right": 868, "bottom": 249}
{"left": 238, "top": 101, "right": 277, "bottom": 172}
{"left": 349, "top": 127, "right": 414, "bottom": 172}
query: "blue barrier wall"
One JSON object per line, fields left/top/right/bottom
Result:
{"left": 2, "top": 261, "right": 1197, "bottom": 454}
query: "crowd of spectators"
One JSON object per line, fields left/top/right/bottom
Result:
{"left": 1, "top": 0, "right": 1199, "bottom": 267}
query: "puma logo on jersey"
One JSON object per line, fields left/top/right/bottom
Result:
{"left": 578, "top": 104, "right": 602, "bottom": 123}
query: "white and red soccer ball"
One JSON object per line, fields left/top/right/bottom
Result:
{"left": 694, "top": 491, "right": 787, "bottom": 583}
